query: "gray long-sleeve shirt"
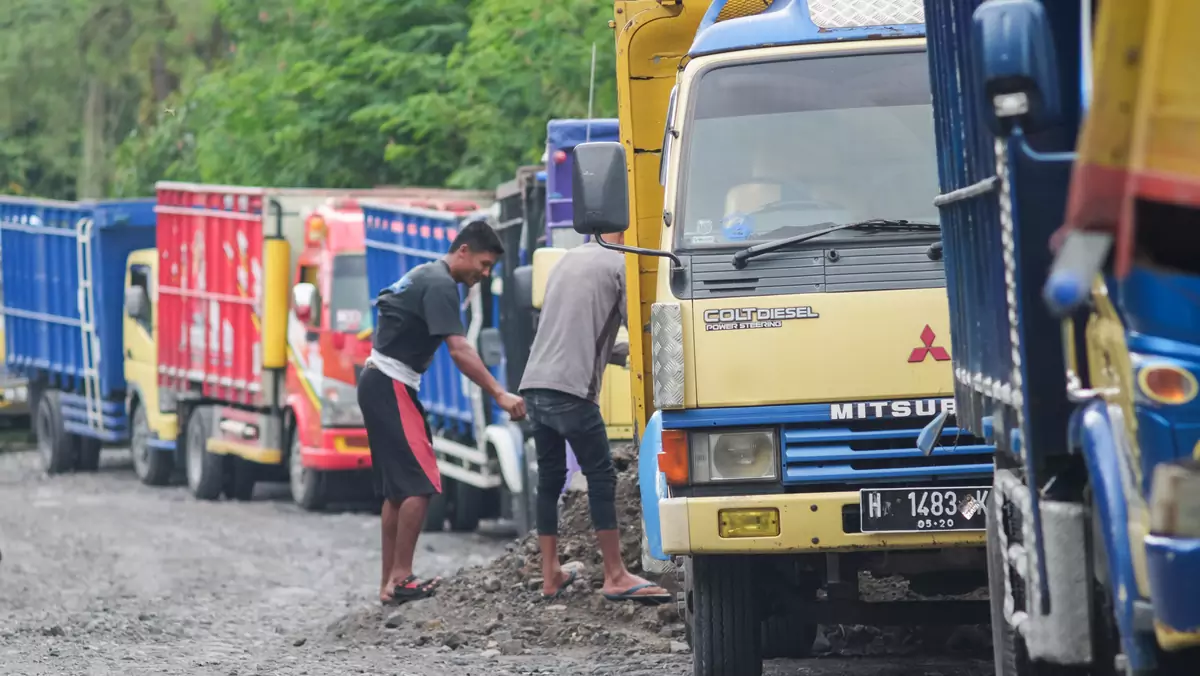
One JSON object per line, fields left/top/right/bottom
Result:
{"left": 519, "top": 243, "right": 628, "bottom": 403}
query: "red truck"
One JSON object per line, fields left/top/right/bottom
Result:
{"left": 155, "top": 183, "right": 489, "bottom": 508}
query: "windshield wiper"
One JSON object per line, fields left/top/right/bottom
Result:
{"left": 731, "top": 219, "right": 940, "bottom": 269}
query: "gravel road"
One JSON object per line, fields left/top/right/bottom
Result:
{"left": 0, "top": 446, "right": 994, "bottom": 676}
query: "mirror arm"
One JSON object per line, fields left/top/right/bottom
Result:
{"left": 594, "top": 237, "right": 684, "bottom": 271}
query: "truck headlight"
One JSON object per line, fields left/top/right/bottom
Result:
{"left": 320, "top": 379, "right": 364, "bottom": 428}
{"left": 689, "top": 428, "right": 778, "bottom": 483}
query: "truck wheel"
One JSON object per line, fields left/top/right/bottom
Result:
{"left": 224, "top": 457, "right": 257, "bottom": 501}
{"left": 761, "top": 612, "right": 816, "bottom": 659}
{"left": 185, "top": 407, "right": 223, "bottom": 501}
{"left": 448, "top": 478, "right": 484, "bottom": 532}
{"left": 691, "top": 555, "right": 762, "bottom": 676}
{"left": 289, "top": 431, "right": 327, "bottom": 511}
{"left": 130, "top": 404, "right": 172, "bottom": 486}
{"left": 35, "top": 390, "right": 76, "bottom": 474}
{"left": 423, "top": 491, "right": 448, "bottom": 532}
{"left": 74, "top": 436, "right": 102, "bottom": 472}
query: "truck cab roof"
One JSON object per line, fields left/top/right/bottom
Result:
{"left": 689, "top": 0, "right": 926, "bottom": 58}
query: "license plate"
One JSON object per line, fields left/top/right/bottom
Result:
{"left": 859, "top": 486, "right": 990, "bottom": 533}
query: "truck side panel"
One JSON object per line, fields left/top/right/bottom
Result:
{"left": 0, "top": 198, "right": 156, "bottom": 398}
{"left": 615, "top": 0, "right": 710, "bottom": 434}
{"left": 156, "top": 184, "right": 269, "bottom": 408}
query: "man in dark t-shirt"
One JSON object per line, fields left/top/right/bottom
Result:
{"left": 357, "top": 219, "right": 525, "bottom": 606}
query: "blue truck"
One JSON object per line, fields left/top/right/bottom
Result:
{"left": 924, "top": 0, "right": 1200, "bottom": 674}
{"left": 0, "top": 197, "right": 174, "bottom": 479}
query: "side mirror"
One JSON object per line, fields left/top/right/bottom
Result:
{"left": 972, "top": 0, "right": 1061, "bottom": 136}
{"left": 292, "top": 282, "right": 317, "bottom": 323}
{"left": 124, "top": 287, "right": 148, "bottom": 320}
{"left": 572, "top": 142, "right": 630, "bottom": 236}
{"left": 477, "top": 327, "right": 504, "bottom": 368}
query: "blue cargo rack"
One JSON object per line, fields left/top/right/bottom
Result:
{"left": 361, "top": 203, "right": 506, "bottom": 434}
{"left": 0, "top": 197, "right": 157, "bottom": 442}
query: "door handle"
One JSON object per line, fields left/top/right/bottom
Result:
{"left": 125, "top": 349, "right": 132, "bottom": 358}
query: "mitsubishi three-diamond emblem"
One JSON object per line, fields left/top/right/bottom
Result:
{"left": 908, "top": 325, "right": 951, "bottom": 363}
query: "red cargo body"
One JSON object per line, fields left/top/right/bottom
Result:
{"left": 157, "top": 185, "right": 268, "bottom": 407}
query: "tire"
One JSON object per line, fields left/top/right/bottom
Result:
{"left": 131, "top": 404, "right": 173, "bottom": 486}
{"left": 74, "top": 436, "right": 102, "bottom": 472}
{"left": 423, "top": 491, "right": 448, "bottom": 532}
{"left": 185, "top": 407, "right": 223, "bottom": 501}
{"left": 35, "top": 391, "right": 76, "bottom": 474}
{"left": 224, "top": 457, "right": 257, "bottom": 501}
{"left": 289, "top": 428, "right": 327, "bottom": 511}
{"left": 691, "top": 555, "right": 762, "bottom": 676}
{"left": 761, "top": 612, "right": 817, "bottom": 659}
{"left": 448, "top": 477, "right": 484, "bottom": 533}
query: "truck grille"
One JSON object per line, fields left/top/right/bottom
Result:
{"left": 780, "top": 416, "right": 993, "bottom": 488}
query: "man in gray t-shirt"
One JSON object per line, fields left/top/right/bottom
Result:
{"left": 519, "top": 233, "right": 668, "bottom": 605}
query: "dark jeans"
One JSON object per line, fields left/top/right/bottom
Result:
{"left": 524, "top": 388, "right": 618, "bottom": 536}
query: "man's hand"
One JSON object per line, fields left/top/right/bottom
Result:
{"left": 497, "top": 391, "right": 526, "bottom": 421}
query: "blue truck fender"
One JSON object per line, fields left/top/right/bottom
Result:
{"left": 639, "top": 411, "right": 671, "bottom": 563}
{"left": 1070, "top": 399, "right": 1159, "bottom": 671}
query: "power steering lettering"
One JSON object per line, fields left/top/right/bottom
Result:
{"left": 702, "top": 306, "right": 819, "bottom": 331}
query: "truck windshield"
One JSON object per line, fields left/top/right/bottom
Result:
{"left": 330, "top": 253, "right": 372, "bottom": 333}
{"left": 675, "top": 49, "right": 939, "bottom": 250}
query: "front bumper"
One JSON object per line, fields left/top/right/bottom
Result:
{"left": 1145, "top": 534, "right": 1200, "bottom": 651}
{"left": 659, "top": 491, "right": 986, "bottom": 554}
{"left": 302, "top": 428, "right": 371, "bottom": 471}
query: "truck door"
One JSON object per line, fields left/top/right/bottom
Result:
{"left": 123, "top": 261, "right": 157, "bottom": 390}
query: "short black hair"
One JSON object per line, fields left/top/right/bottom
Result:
{"left": 450, "top": 218, "right": 504, "bottom": 256}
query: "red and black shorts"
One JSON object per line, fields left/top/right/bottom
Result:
{"left": 357, "top": 365, "right": 442, "bottom": 502}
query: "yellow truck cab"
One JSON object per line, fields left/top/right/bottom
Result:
{"left": 568, "top": 2, "right": 997, "bottom": 675}
{"left": 121, "top": 248, "right": 179, "bottom": 484}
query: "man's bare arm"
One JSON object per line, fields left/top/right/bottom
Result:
{"left": 445, "top": 335, "right": 504, "bottom": 398}
{"left": 446, "top": 335, "right": 526, "bottom": 419}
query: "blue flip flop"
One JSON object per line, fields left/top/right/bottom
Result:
{"left": 541, "top": 568, "right": 578, "bottom": 601}
{"left": 602, "top": 582, "right": 672, "bottom": 606}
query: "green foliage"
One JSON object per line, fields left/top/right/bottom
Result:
{"left": 1, "top": 0, "right": 619, "bottom": 199}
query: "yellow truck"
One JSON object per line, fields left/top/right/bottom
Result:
{"left": 566, "top": 1, "right": 996, "bottom": 674}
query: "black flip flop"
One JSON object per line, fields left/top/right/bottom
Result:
{"left": 603, "top": 582, "right": 672, "bottom": 606}
{"left": 391, "top": 575, "right": 442, "bottom": 604}
{"left": 540, "top": 568, "right": 579, "bottom": 601}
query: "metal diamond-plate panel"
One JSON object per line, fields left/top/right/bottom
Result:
{"left": 809, "top": 0, "right": 924, "bottom": 28}
{"left": 650, "top": 303, "right": 685, "bottom": 410}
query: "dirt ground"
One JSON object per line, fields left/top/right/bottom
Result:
{"left": 0, "top": 440, "right": 994, "bottom": 676}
